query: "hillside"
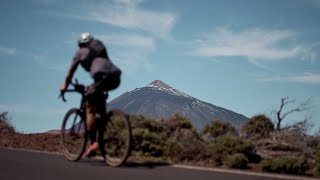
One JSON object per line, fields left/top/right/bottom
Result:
{"left": 109, "top": 80, "right": 248, "bottom": 130}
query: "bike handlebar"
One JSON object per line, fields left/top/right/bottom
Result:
{"left": 59, "top": 79, "right": 86, "bottom": 102}
{"left": 58, "top": 91, "right": 67, "bottom": 102}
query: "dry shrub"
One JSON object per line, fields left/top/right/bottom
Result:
{"left": 202, "top": 119, "right": 238, "bottom": 138}
{"left": 0, "top": 112, "right": 15, "bottom": 134}
{"left": 261, "top": 156, "right": 309, "bottom": 175}
{"left": 164, "top": 114, "right": 193, "bottom": 132}
{"left": 209, "top": 135, "right": 256, "bottom": 165}
{"left": 316, "top": 148, "right": 320, "bottom": 176}
{"left": 242, "top": 114, "right": 274, "bottom": 139}
{"left": 223, "top": 153, "right": 249, "bottom": 169}
{"left": 166, "top": 128, "right": 209, "bottom": 162}
{"left": 130, "top": 114, "right": 208, "bottom": 161}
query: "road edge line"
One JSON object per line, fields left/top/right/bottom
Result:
{"left": 1, "top": 147, "right": 318, "bottom": 180}
{"left": 171, "top": 164, "right": 319, "bottom": 180}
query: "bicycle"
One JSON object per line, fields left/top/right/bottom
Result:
{"left": 59, "top": 79, "right": 132, "bottom": 167}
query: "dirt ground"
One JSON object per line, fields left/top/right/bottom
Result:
{"left": 0, "top": 132, "right": 62, "bottom": 153}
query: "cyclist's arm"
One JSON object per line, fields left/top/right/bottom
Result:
{"left": 60, "top": 59, "right": 79, "bottom": 91}
{"left": 60, "top": 48, "right": 89, "bottom": 91}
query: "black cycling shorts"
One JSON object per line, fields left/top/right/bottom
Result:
{"left": 86, "top": 72, "right": 120, "bottom": 104}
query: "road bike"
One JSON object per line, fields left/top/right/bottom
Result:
{"left": 59, "top": 79, "right": 131, "bottom": 167}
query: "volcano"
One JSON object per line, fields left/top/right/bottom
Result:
{"left": 108, "top": 80, "right": 248, "bottom": 130}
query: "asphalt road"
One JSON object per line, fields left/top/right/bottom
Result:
{"left": 0, "top": 148, "right": 315, "bottom": 180}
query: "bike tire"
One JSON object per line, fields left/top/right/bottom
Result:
{"left": 102, "top": 109, "right": 132, "bottom": 167}
{"left": 61, "top": 108, "right": 87, "bottom": 161}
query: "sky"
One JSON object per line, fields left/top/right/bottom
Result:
{"left": 0, "top": 0, "right": 319, "bottom": 134}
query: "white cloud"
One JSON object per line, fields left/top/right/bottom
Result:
{"left": 0, "top": 45, "right": 17, "bottom": 56}
{"left": 0, "top": 45, "right": 67, "bottom": 71}
{"left": 13, "top": 33, "right": 153, "bottom": 74}
{"left": 58, "top": 0, "right": 176, "bottom": 39}
{"left": 302, "top": 42, "right": 320, "bottom": 63}
{"left": 0, "top": 103, "right": 65, "bottom": 114}
{"left": 28, "top": 52, "right": 68, "bottom": 71}
{"left": 38, "top": 0, "right": 175, "bottom": 74}
{"left": 0, "top": 104, "right": 35, "bottom": 114}
{"left": 96, "top": 33, "right": 155, "bottom": 75}
{"left": 32, "top": 0, "right": 61, "bottom": 6}
{"left": 98, "top": 33, "right": 155, "bottom": 50}
{"left": 189, "top": 27, "right": 312, "bottom": 62}
{"left": 112, "top": 49, "right": 152, "bottom": 75}
{"left": 260, "top": 72, "right": 320, "bottom": 84}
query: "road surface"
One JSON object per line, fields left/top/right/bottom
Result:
{"left": 0, "top": 148, "right": 315, "bottom": 180}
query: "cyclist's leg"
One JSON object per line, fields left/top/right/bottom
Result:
{"left": 97, "top": 113, "right": 107, "bottom": 156}
{"left": 92, "top": 72, "right": 120, "bottom": 156}
{"left": 85, "top": 75, "right": 107, "bottom": 144}
{"left": 94, "top": 72, "right": 121, "bottom": 93}
{"left": 85, "top": 96, "right": 97, "bottom": 144}
{"left": 96, "top": 92, "right": 107, "bottom": 156}
{"left": 83, "top": 85, "right": 100, "bottom": 157}
{"left": 83, "top": 100, "right": 98, "bottom": 157}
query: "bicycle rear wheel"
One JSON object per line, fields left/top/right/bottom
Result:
{"left": 102, "top": 110, "right": 131, "bottom": 167}
{"left": 61, "top": 108, "right": 87, "bottom": 161}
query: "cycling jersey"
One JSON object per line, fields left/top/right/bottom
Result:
{"left": 70, "top": 39, "right": 121, "bottom": 79}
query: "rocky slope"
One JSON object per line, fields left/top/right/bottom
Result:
{"left": 109, "top": 80, "right": 248, "bottom": 130}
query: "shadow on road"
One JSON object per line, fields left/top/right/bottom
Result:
{"left": 76, "top": 158, "right": 171, "bottom": 169}
{"left": 124, "top": 161, "right": 171, "bottom": 169}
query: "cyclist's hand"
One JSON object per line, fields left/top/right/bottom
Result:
{"left": 60, "top": 84, "right": 67, "bottom": 92}
{"left": 59, "top": 85, "right": 67, "bottom": 102}
{"left": 59, "top": 92, "right": 67, "bottom": 102}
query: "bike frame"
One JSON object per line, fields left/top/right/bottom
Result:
{"left": 60, "top": 82, "right": 88, "bottom": 133}
{"left": 60, "top": 81, "right": 109, "bottom": 138}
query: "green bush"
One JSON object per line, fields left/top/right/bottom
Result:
{"left": 209, "top": 135, "right": 255, "bottom": 165}
{"left": 242, "top": 114, "right": 274, "bottom": 139}
{"left": 162, "top": 139, "right": 180, "bottom": 161}
{"left": 202, "top": 119, "right": 238, "bottom": 138}
{"left": 130, "top": 115, "right": 167, "bottom": 133}
{"left": 223, "top": 153, "right": 249, "bottom": 169}
{"left": 164, "top": 114, "right": 193, "bottom": 132}
{"left": 130, "top": 114, "right": 207, "bottom": 161}
{"left": 164, "top": 128, "right": 209, "bottom": 161}
{"left": 261, "top": 156, "right": 309, "bottom": 175}
{"left": 129, "top": 114, "right": 212, "bottom": 162}
{"left": 130, "top": 115, "right": 171, "bottom": 157}
{"left": 165, "top": 114, "right": 202, "bottom": 142}
{"left": 0, "top": 112, "right": 15, "bottom": 134}
{"left": 131, "top": 128, "right": 167, "bottom": 157}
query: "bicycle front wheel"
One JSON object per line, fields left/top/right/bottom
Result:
{"left": 102, "top": 110, "right": 131, "bottom": 167}
{"left": 61, "top": 108, "right": 87, "bottom": 161}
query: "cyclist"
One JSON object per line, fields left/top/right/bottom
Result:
{"left": 60, "top": 32, "right": 121, "bottom": 157}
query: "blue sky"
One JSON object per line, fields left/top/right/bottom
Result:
{"left": 0, "top": 0, "right": 319, "bottom": 133}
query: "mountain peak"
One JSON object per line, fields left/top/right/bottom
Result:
{"left": 109, "top": 79, "right": 248, "bottom": 130}
{"left": 146, "top": 80, "right": 190, "bottom": 98}
{"left": 147, "top": 80, "right": 172, "bottom": 89}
